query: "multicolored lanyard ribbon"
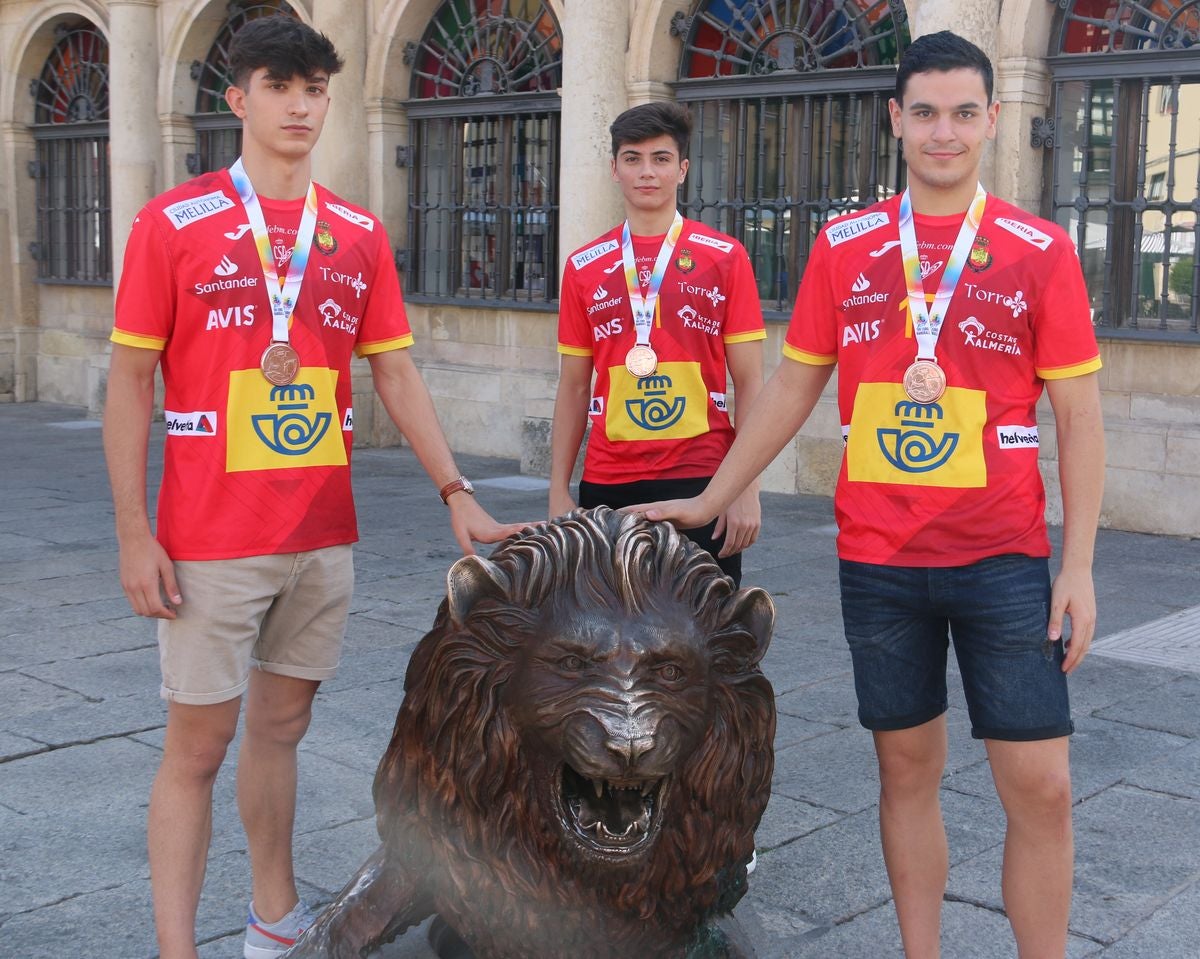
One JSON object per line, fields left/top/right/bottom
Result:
{"left": 229, "top": 158, "right": 319, "bottom": 385}
{"left": 896, "top": 183, "right": 988, "bottom": 403}
{"left": 620, "top": 211, "right": 684, "bottom": 376}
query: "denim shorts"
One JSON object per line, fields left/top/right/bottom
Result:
{"left": 838, "top": 554, "right": 1073, "bottom": 741}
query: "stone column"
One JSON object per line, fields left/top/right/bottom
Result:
{"left": 108, "top": 0, "right": 160, "bottom": 288}
{"left": 558, "top": 0, "right": 629, "bottom": 267}
{"left": 312, "top": 0, "right": 369, "bottom": 206}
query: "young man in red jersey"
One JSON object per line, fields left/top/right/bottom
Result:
{"left": 549, "top": 101, "right": 765, "bottom": 585}
{"left": 634, "top": 32, "right": 1105, "bottom": 957}
{"left": 103, "top": 18, "right": 523, "bottom": 959}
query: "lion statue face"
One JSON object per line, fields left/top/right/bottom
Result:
{"left": 359, "top": 507, "right": 775, "bottom": 957}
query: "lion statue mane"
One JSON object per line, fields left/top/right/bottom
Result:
{"left": 288, "top": 506, "right": 775, "bottom": 959}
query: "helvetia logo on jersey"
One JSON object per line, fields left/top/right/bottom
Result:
{"left": 826, "top": 211, "right": 890, "bottom": 247}
{"left": 571, "top": 239, "right": 619, "bottom": 271}
{"left": 994, "top": 217, "right": 1052, "bottom": 251}
{"left": 326, "top": 203, "right": 374, "bottom": 232}
{"left": 686, "top": 232, "right": 733, "bottom": 253}
{"left": 996, "top": 424, "right": 1039, "bottom": 449}
{"left": 588, "top": 396, "right": 604, "bottom": 416}
{"left": 342, "top": 408, "right": 354, "bottom": 431}
{"left": 163, "top": 190, "right": 235, "bottom": 230}
{"left": 165, "top": 410, "right": 217, "bottom": 436}
{"left": 710, "top": 391, "right": 728, "bottom": 413}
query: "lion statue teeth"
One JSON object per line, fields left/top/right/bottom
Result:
{"left": 287, "top": 507, "right": 776, "bottom": 959}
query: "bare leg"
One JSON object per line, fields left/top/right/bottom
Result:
{"left": 237, "top": 670, "right": 319, "bottom": 923}
{"left": 874, "top": 715, "right": 949, "bottom": 959}
{"left": 150, "top": 698, "right": 242, "bottom": 959}
{"left": 986, "top": 737, "right": 1073, "bottom": 959}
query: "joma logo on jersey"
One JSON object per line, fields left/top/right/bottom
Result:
{"left": 206, "top": 305, "right": 255, "bottom": 330}
{"left": 626, "top": 374, "right": 687, "bottom": 432}
{"left": 877, "top": 401, "right": 959, "bottom": 473}
{"left": 593, "top": 317, "right": 623, "bottom": 341}
{"left": 842, "top": 319, "right": 882, "bottom": 346}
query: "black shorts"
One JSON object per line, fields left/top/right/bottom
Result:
{"left": 578, "top": 476, "right": 742, "bottom": 586}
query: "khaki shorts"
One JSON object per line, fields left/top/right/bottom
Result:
{"left": 157, "top": 545, "right": 354, "bottom": 705}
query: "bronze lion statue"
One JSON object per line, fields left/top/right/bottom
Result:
{"left": 288, "top": 507, "right": 775, "bottom": 959}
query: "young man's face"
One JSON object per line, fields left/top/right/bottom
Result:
{"left": 610, "top": 133, "right": 688, "bottom": 221}
{"left": 226, "top": 67, "right": 331, "bottom": 161}
{"left": 888, "top": 67, "right": 999, "bottom": 196}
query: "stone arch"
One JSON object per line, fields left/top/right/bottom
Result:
{"left": 997, "top": 0, "right": 1059, "bottom": 60}
{"left": 628, "top": 0, "right": 689, "bottom": 101}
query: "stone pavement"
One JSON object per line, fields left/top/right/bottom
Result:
{"left": 1, "top": 401, "right": 1198, "bottom": 959}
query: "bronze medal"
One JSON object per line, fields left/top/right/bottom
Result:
{"left": 625, "top": 344, "right": 658, "bottom": 378}
{"left": 902, "top": 359, "right": 947, "bottom": 404}
{"left": 260, "top": 341, "right": 300, "bottom": 386}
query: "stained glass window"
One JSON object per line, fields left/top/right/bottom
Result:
{"left": 30, "top": 21, "right": 111, "bottom": 284}
{"left": 405, "top": 0, "right": 562, "bottom": 304}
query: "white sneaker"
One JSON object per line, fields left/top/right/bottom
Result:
{"left": 746, "top": 849, "right": 758, "bottom": 875}
{"left": 244, "top": 899, "right": 315, "bottom": 958}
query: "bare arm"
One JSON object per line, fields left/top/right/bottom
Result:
{"left": 1045, "top": 371, "right": 1105, "bottom": 673}
{"left": 368, "top": 349, "right": 527, "bottom": 554}
{"left": 548, "top": 353, "right": 594, "bottom": 519}
{"left": 103, "top": 344, "right": 181, "bottom": 618}
{"left": 713, "top": 338, "right": 765, "bottom": 557}
{"left": 642, "top": 357, "right": 835, "bottom": 528}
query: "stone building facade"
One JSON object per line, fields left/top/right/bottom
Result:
{"left": 0, "top": 0, "right": 1197, "bottom": 535}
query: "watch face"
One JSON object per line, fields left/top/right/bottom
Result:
{"left": 461, "top": 477, "right": 475, "bottom": 494}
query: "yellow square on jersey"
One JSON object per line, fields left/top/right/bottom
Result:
{"left": 605, "top": 361, "right": 709, "bottom": 443}
{"left": 846, "top": 383, "right": 987, "bottom": 488}
{"left": 226, "top": 367, "right": 347, "bottom": 473}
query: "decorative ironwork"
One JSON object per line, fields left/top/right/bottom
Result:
{"left": 31, "top": 22, "right": 109, "bottom": 123}
{"left": 1031, "top": 115, "right": 1056, "bottom": 148}
{"left": 402, "top": 40, "right": 419, "bottom": 66}
{"left": 679, "top": 0, "right": 909, "bottom": 80}
{"left": 675, "top": 2, "right": 909, "bottom": 313}
{"left": 405, "top": 1, "right": 563, "bottom": 306}
{"left": 671, "top": 12, "right": 693, "bottom": 38}
{"left": 409, "top": 0, "right": 562, "bottom": 100}
{"left": 1045, "top": 2, "right": 1200, "bottom": 337}
{"left": 1053, "top": 0, "right": 1200, "bottom": 54}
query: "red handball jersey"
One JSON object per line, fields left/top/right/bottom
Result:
{"left": 558, "top": 220, "right": 766, "bottom": 484}
{"left": 111, "top": 170, "right": 413, "bottom": 560}
{"left": 785, "top": 194, "right": 1101, "bottom": 567}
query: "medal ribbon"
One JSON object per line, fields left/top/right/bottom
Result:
{"left": 229, "top": 157, "right": 320, "bottom": 346}
{"left": 898, "top": 183, "right": 988, "bottom": 362}
{"left": 620, "top": 211, "right": 684, "bottom": 348}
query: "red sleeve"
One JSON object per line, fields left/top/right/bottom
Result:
{"left": 355, "top": 226, "right": 415, "bottom": 356}
{"left": 111, "top": 210, "right": 176, "bottom": 350}
{"left": 557, "top": 262, "right": 593, "bottom": 356}
{"left": 783, "top": 234, "right": 839, "bottom": 365}
{"left": 1031, "top": 241, "right": 1102, "bottom": 380}
{"left": 723, "top": 243, "right": 766, "bottom": 342}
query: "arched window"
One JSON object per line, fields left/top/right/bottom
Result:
{"left": 403, "top": 0, "right": 562, "bottom": 305}
{"left": 190, "top": 1, "right": 299, "bottom": 175}
{"left": 674, "top": 1, "right": 909, "bottom": 312}
{"left": 1045, "top": 0, "right": 1199, "bottom": 337}
{"left": 29, "top": 20, "right": 111, "bottom": 284}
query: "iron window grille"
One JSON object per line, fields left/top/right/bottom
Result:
{"left": 29, "top": 21, "right": 111, "bottom": 285}
{"left": 189, "top": 0, "right": 299, "bottom": 175}
{"left": 1044, "top": 0, "right": 1200, "bottom": 339}
{"left": 673, "top": 0, "right": 910, "bottom": 316}
{"left": 403, "top": 0, "right": 562, "bottom": 307}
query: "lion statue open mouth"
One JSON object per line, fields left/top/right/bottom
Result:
{"left": 287, "top": 507, "right": 775, "bottom": 959}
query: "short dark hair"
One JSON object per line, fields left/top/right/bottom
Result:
{"left": 228, "top": 16, "right": 344, "bottom": 89}
{"left": 895, "top": 31, "right": 994, "bottom": 104}
{"left": 610, "top": 102, "right": 692, "bottom": 160}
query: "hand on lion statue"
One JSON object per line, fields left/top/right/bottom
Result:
{"left": 287, "top": 506, "right": 776, "bottom": 959}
